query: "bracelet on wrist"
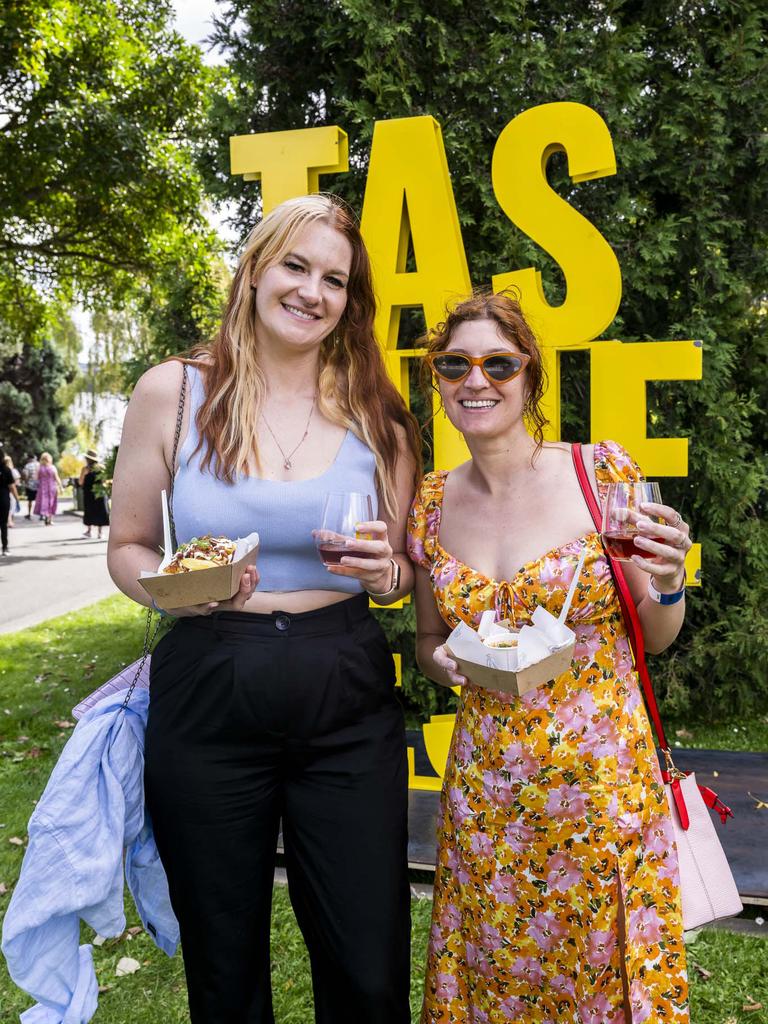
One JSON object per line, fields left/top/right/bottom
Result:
{"left": 646, "top": 575, "right": 686, "bottom": 606}
{"left": 150, "top": 598, "right": 171, "bottom": 618}
{"left": 366, "top": 558, "right": 401, "bottom": 599}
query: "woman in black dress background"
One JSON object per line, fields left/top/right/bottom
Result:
{"left": 0, "top": 455, "right": 20, "bottom": 555}
{"left": 79, "top": 448, "right": 110, "bottom": 539}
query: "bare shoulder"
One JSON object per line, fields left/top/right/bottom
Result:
{"left": 391, "top": 420, "right": 416, "bottom": 455}
{"left": 132, "top": 359, "right": 186, "bottom": 404}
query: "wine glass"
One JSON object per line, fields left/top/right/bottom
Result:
{"left": 315, "top": 492, "right": 374, "bottom": 565}
{"left": 601, "top": 481, "right": 664, "bottom": 561}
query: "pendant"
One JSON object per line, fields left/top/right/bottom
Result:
{"left": 284, "top": 459, "right": 292, "bottom": 470}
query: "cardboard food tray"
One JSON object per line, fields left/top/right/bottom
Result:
{"left": 448, "top": 639, "right": 575, "bottom": 696}
{"left": 138, "top": 539, "right": 259, "bottom": 608}
{"left": 444, "top": 547, "right": 585, "bottom": 696}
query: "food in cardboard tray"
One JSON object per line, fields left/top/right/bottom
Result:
{"left": 482, "top": 633, "right": 519, "bottom": 649}
{"left": 162, "top": 535, "right": 237, "bottom": 574}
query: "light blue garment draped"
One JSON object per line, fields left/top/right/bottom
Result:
{"left": 1, "top": 687, "right": 178, "bottom": 1023}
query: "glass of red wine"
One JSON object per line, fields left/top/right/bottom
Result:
{"left": 602, "top": 481, "right": 664, "bottom": 561}
{"left": 315, "top": 492, "right": 375, "bottom": 566}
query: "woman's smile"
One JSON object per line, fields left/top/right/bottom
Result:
{"left": 281, "top": 301, "right": 321, "bottom": 322}
{"left": 457, "top": 398, "right": 500, "bottom": 410}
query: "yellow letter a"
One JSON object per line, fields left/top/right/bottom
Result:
{"left": 361, "top": 116, "right": 471, "bottom": 350}
{"left": 361, "top": 116, "right": 472, "bottom": 469}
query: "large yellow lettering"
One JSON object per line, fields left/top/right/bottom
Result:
{"left": 590, "top": 340, "right": 702, "bottom": 476}
{"left": 590, "top": 338, "right": 703, "bottom": 586}
{"left": 360, "top": 116, "right": 472, "bottom": 469}
{"left": 230, "top": 127, "right": 348, "bottom": 215}
{"left": 491, "top": 102, "right": 622, "bottom": 348}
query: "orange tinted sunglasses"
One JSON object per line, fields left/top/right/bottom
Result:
{"left": 426, "top": 350, "right": 531, "bottom": 384}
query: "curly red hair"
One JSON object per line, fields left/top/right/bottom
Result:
{"left": 422, "top": 288, "right": 549, "bottom": 450}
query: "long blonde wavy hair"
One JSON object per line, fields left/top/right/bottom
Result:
{"left": 179, "top": 194, "right": 421, "bottom": 519}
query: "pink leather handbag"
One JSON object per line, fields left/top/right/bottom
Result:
{"left": 572, "top": 444, "right": 743, "bottom": 930}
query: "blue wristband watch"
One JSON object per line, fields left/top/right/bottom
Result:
{"left": 646, "top": 576, "right": 686, "bottom": 606}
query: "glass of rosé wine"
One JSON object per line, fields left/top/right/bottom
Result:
{"left": 601, "top": 481, "right": 664, "bottom": 561}
{"left": 315, "top": 492, "right": 375, "bottom": 566}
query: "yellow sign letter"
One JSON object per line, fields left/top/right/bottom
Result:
{"left": 361, "top": 116, "right": 472, "bottom": 467}
{"left": 230, "top": 126, "right": 348, "bottom": 215}
{"left": 491, "top": 102, "right": 622, "bottom": 348}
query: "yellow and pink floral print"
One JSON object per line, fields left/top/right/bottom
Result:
{"left": 408, "top": 441, "right": 689, "bottom": 1024}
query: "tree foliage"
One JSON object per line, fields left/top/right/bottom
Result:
{"left": 207, "top": 0, "right": 768, "bottom": 723}
{"left": 0, "top": 337, "right": 76, "bottom": 461}
{"left": 0, "top": 0, "right": 224, "bottom": 357}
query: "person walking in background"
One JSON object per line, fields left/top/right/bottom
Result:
{"left": 0, "top": 455, "right": 20, "bottom": 555}
{"left": 21, "top": 454, "right": 39, "bottom": 519}
{"left": 3, "top": 455, "right": 21, "bottom": 528}
{"left": 33, "top": 453, "right": 62, "bottom": 526}
{"left": 79, "top": 448, "right": 110, "bottom": 539}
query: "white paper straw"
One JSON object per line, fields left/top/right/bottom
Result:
{"left": 559, "top": 545, "right": 587, "bottom": 623}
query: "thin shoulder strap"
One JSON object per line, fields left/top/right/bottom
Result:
{"left": 120, "top": 362, "right": 188, "bottom": 711}
{"left": 572, "top": 445, "right": 737, "bottom": 826}
{"left": 167, "top": 363, "right": 188, "bottom": 553}
{"left": 570, "top": 443, "right": 670, "bottom": 753}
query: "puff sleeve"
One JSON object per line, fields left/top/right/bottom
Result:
{"left": 593, "top": 440, "right": 645, "bottom": 506}
{"left": 406, "top": 472, "right": 443, "bottom": 570}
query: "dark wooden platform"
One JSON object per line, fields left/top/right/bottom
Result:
{"left": 404, "top": 731, "right": 768, "bottom": 903}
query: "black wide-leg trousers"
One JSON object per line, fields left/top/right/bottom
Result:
{"left": 145, "top": 594, "right": 411, "bottom": 1024}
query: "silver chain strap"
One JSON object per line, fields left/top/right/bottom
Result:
{"left": 121, "top": 363, "right": 188, "bottom": 711}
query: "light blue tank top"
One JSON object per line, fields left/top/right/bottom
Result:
{"left": 172, "top": 367, "right": 378, "bottom": 593}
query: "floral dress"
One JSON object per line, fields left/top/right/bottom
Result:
{"left": 33, "top": 464, "right": 58, "bottom": 518}
{"left": 407, "top": 441, "right": 688, "bottom": 1024}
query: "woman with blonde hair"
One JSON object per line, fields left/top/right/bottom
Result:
{"left": 408, "top": 290, "right": 691, "bottom": 1023}
{"left": 33, "top": 452, "right": 62, "bottom": 525}
{"left": 108, "top": 193, "right": 421, "bottom": 1023}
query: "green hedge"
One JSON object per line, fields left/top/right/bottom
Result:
{"left": 203, "top": 1, "right": 768, "bottom": 724}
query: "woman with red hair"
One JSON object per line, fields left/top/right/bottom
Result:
{"left": 409, "top": 290, "right": 691, "bottom": 1023}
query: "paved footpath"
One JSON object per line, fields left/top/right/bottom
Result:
{"left": 0, "top": 499, "right": 118, "bottom": 635}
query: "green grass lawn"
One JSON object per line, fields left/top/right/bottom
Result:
{"left": 1, "top": 596, "right": 766, "bottom": 1022}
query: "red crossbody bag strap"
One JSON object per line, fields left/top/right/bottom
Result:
{"left": 571, "top": 443, "right": 733, "bottom": 829}
{"left": 570, "top": 444, "right": 669, "bottom": 751}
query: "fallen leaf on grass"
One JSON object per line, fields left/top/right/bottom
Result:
{"left": 115, "top": 956, "right": 140, "bottom": 977}
{"left": 126, "top": 926, "right": 143, "bottom": 936}
{"left": 742, "top": 999, "right": 763, "bottom": 1013}
{"left": 692, "top": 962, "right": 712, "bottom": 980}
{"left": 25, "top": 747, "right": 43, "bottom": 759}
{"left": 0, "top": 883, "right": 7, "bottom": 894}
{"left": 8, "top": 837, "right": 24, "bottom": 846}
{"left": 98, "top": 985, "right": 114, "bottom": 994}
{"left": 53, "top": 720, "right": 75, "bottom": 729}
